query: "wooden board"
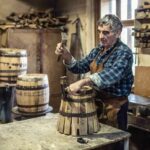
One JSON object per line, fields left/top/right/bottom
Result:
{"left": 128, "top": 94, "right": 150, "bottom": 106}
{"left": 0, "top": 113, "right": 130, "bottom": 150}
{"left": 128, "top": 113, "right": 150, "bottom": 132}
{"left": 7, "top": 29, "right": 40, "bottom": 73}
{"left": 134, "top": 66, "right": 150, "bottom": 97}
{"left": 138, "top": 54, "right": 150, "bottom": 66}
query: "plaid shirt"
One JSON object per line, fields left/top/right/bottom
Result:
{"left": 66, "top": 39, "right": 134, "bottom": 97}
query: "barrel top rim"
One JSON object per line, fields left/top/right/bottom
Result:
{"left": 0, "top": 48, "right": 27, "bottom": 52}
{"left": 18, "top": 74, "right": 48, "bottom": 79}
{"left": 68, "top": 85, "right": 93, "bottom": 96}
{"left": 19, "top": 73, "right": 48, "bottom": 76}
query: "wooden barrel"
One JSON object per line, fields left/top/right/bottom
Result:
{"left": 0, "top": 48, "right": 27, "bottom": 84}
{"left": 57, "top": 86, "right": 100, "bottom": 136}
{"left": 16, "top": 74, "right": 49, "bottom": 115}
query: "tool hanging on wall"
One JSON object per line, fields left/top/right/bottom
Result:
{"left": 70, "top": 17, "right": 84, "bottom": 59}
{"left": 67, "top": 17, "right": 84, "bottom": 83}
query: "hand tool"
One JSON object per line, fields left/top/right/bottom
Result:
{"left": 57, "top": 26, "right": 68, "bottom": 62}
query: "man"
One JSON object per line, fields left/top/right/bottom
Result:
{"left": 55, "top": 14, "right": 133, "bottom": 131}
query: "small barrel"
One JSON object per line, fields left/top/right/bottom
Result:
{"left": 16, "top": 74, "right": 50, "bottom": 115}
{"left": 57, "top": 85, "right": 100, "bottom": 136}
{"left": 0, "top": 48, "right": 27, "bottom": 84}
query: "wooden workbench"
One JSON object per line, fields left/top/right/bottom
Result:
{"left": 128, "top": 93, "right": 150, "bottom": 132}
{"left": 0, "top": 113, "right": 130, "bottom": 150}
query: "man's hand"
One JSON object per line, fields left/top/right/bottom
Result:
{"left": 67, "top": 78, "right": 92, "bottom": 95}
{"left": 55, "top": 42, "right": 72, "bottom": 63}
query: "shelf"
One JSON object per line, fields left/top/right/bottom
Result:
{"left": 128, "top": 113, "right": 150, "bottom": 132}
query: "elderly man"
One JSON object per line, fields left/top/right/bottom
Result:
{"left": 55, "top": 14, "right": 133, "bottom": 131}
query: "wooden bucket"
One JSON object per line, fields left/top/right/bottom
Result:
{"left": 0, "top": 48, "right": 27, "bottom": 84}
{"left": 57, "top": 86, "right": 100, "bottom": 136}
{"left": 16, "top": 74, "right": 49, "bottom": 115}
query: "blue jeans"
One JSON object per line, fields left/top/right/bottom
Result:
{"left": 115, "top": 102, "right": 129, "bottom": 150}
{"left": 117, "top": 102, "right": 128, "bottom": 131}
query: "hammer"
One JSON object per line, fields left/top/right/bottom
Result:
{"left": 57, "top": 26, "right": 68, "bottom": 62}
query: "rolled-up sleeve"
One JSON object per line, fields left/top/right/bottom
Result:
{"left": 64, "top": 48, "right": 100, "bottom": 74}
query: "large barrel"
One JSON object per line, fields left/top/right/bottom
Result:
{"left": 57, "top": 86, "right": 100, "bottom": 136}
{"left": 0, "top": 48, "right": 27, "bottom": 84}
{"left": 16, "top": 74, "right": 50, "bottom": 115}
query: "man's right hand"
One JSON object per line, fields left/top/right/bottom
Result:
{"left": 55, "top": 42, "right": 72, "bottom": 63}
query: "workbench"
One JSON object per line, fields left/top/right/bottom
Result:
{"left": 128, "top": 93, "right": 150, "bottom": 132}
{"left": 0, "top": 113, "right": 130, "bottom": 150}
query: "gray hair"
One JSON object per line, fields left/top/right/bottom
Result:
{"left": 97, "top": 14, "right": 123, "bottom": 32}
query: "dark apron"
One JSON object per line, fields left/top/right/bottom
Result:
{"left": 89, "top": 48, "right": 127, "bottom": 128}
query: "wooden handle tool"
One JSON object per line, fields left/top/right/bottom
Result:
{"left": 57, "top": 27, "right": 68, "bottom": 62}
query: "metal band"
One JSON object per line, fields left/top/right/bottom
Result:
{"left": 16, "top": 84, "right": 49, "bottom": 90}
{"left": 18, "top": 109, "right": 47, "bottom": 115}
{"left": 62, "top": 97, "right": 93, "bottom": 103}
{"left": 0, "top": 54, "right": 27, "bottom": 57}
{"left": 0, "top": 80, "right": 16, "bottom": 83}
{"left": 59, "top": 111, "right": 97, "bottom": 118}
{"left": 17, "top": 103, "right": 48, "bottom": 108}
{"left": 0, "top": 69, "right": 27, "bottom": 73}
{"left": 0, "top": 75, "right": 18, "bottom": 77}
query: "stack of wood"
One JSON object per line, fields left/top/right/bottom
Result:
{"left": 0, "top": 9, "right": 69, "bottom": 30}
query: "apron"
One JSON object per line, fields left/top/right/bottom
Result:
{"left": 89, "top": 47, "right": 127, "bottom": 127}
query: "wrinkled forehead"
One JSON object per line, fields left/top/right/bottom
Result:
{"left": 97, "top": 24, "right": 112, "bottom": 31}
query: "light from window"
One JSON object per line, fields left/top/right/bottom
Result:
{"left": 121, "top": 0, "right": 138, "bottom": 20}
{"left": 101, "top": 0, "right": 116, "bottom": 17}
{"left": 121, "top": 27, "right": 138, "bottom": 74}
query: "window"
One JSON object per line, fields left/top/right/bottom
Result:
{"left": 101, "top": 0, "right": 116, "bottom": 17}
{"left": 99, "top": 0, "right": 139, "bottom": 74}
{"left": 121, "top": 0, "right": 138, "bottom": 20}
{"left": 121, "top": 27, "right": 137, "bottom": 74}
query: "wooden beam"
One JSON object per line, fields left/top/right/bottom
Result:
{"left": 116, "top": 0, "right": 121, "bottom": 18}
{"left": 95, "top": 0, "right": 100, "bottom": 46}
{"left": 122, "top": 19, "right": 134, "bottom": 27}
{"left": 86, "top": 0, "right": 96, "bottom": 53}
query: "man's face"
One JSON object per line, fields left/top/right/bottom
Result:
{"left": 97, "top": 25, "right": 120, "bottom": 49}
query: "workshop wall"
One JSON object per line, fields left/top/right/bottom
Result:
{"left": 0, "top": 0, "right": 55, "bottom": 19}
{"left": 0, "top": 0, "right": 95, "bottom": 55}
{"left": 55, "top": 0, "right": 96, "bottom": 55}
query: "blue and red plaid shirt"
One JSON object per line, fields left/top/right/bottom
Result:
{"left": 65, "top": 39, "right": 134, "bottom": 97}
